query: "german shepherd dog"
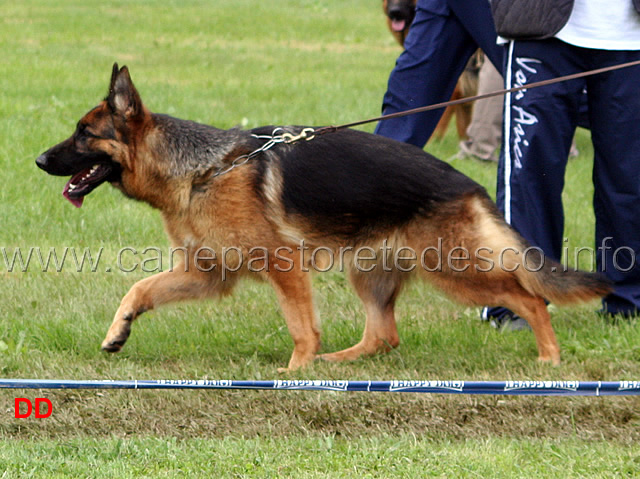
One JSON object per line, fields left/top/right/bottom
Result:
{"left": 36, "top": 64, "right": 610, "bottom": 371}
{"left": 382, "top": 0, "right": 416, "bottom": 46}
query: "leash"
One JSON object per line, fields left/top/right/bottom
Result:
{"left": 313, "top": 58, "right": 640, "bottom": 137}
{"left": 214, "top": 58, "right": 640, "bottom": 177}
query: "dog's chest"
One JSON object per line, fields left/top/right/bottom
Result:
{"left": 162, "top": 211, "right": 243, "bottom": 253}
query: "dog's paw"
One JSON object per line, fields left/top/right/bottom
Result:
{"left": 101, "top": 337, "right": 128, "bottom": 353}
{"left": 537, "top": 355, "right": 561, "bottom": 366}
{"left": 100, "top": 328, "right": 130, "bottom": 352}
{"left": 101, "top": 312, "right": 134, "bottom": 353}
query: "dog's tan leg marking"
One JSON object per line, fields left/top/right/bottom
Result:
{"left": 267, "top": 268, "right": 321, "bottom": 372}
{"left": 101, "top": 268, "right": 218, "bottom": 353}
{"left": 441, "top": 272, "right": 561, "bottom": 365}
{"left": 501, "top": 295, "right": 560, "bottom": 365}
{"left": 423, "top": 266, "right": 561, "bottom": 365}
{"left": 321, "top": 270, "right": 402, "bottom": 363}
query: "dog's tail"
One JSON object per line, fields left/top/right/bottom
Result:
{"left": 472, "top": 196, "right": 613, "bottom": 304}
{"left": 513, "top": 246, "right": 612, "bottom": 305}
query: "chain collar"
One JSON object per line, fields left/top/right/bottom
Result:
{"left": 212, "top": 127, "right": 315, "bottom": 178}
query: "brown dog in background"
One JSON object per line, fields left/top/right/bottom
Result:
{"left": 382, "top": 0, "right": 478, "bottom": 141}
{"left": 383, "top": 0, "right": 416, "bottom": 46}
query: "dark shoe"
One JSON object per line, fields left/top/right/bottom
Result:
{"left": 490, "top": 314, "right": 531, "bottom": 331}
{"left": 481, "top": 308, "right": 531, "bottom": 331}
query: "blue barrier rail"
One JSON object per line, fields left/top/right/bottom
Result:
{"left": 1, "top": 379, "right": 640, "bottom": 396}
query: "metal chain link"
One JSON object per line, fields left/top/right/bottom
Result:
{"left": 212, "top": 127, "right": 316, "bottom": 178}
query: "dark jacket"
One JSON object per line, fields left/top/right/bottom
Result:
{"left": 491, "top": 0, "right": 640, "bottom": 40}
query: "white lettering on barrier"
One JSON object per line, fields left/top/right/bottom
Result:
{"left": 156, "top": 380, "right": 232, "bottom": 387}
{"left": 504, "top": 380, "right": 579, "bottom": 392}
{"left": 274, "top": 380, "right": 349, "bottom": 391}
{"left": 619, "top": 381, "right": 640, "bottom": 391}
{"left": 389, "top": 380, "right": 464, "bottom": 392}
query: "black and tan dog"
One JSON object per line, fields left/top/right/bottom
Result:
{"left": 36, "top": 64, "right": 610, "bottom": 370}
{"left": 383, "top": 0, "right": 416, "bottom": 46}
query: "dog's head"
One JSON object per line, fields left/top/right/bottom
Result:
{"left": 383, "top": 0, "right": 416, "bottom": 46}
{"left": 36, "top": 63, "right": 147, "bottom": 207}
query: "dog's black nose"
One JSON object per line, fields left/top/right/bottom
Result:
{"left": 388, "top": 7, "right": 404, "bottom": 20}
{"left": 35, "top": 154, "right": 48, "bottom": 170}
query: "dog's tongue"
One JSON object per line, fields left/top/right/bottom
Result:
{"left": 391, "top": 19, "right": 406, "bottom": 32}
{"left": 62, "top": 169, "right": 89, "bottom": 208}
{"left": 62, "top": 183, "right": 84, "bottom": 208}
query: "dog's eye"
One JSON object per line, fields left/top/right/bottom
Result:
{"left": 84, "top": 129, "right": 101, "bottom": 139}
{"left": 77, "top": 124, "right": 101, "bottom": 140}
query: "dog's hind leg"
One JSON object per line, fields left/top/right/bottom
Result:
{"left": 431, "top": 272, "right": 561, "bottom": 365}
{"left": 321, "top": 269, "right": 404, "bottom": 363}
{"left": 266, "top": 268, "right": 321, "bottom": 372}
{"left": 498, "top": 292, "right": 560, "bottom": 365}
{"left": 101, "top": 268, "right": 228, "bottom": 353}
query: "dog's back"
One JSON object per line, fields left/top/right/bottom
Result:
{"left": 254, "top": 127, "right": 485, "bottom": 240}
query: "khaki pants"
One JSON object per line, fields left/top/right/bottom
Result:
{"left": 460, "top": 59, "right": 503, "bottom": 161}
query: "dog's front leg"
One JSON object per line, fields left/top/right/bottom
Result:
{"left": 101, "top": 268, "right": 221, "bottom": 353}
{"left": 267, "top": 268, "right": 321, "bottom": 372}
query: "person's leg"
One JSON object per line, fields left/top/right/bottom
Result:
{"left": 484, "top": 39, "right": 585, "bottom": 324}
{"left": 497, "top": 39, "right": 585, "bottom": 256}
{"left": 447, "top": 0, "right": 503, "bottom": 72}
{"left": 460, "top": 58, "right": 503, "bottom": 161}
{"left": 587, "top": 49, "right": 640, "bottom": 316}
{"left": 374, "top": 0, "right": 479, "bottom": 146}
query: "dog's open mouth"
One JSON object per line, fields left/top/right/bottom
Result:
{"left": 63, "top": 163, "right": 113, "bottom": 208}
{"left": 391, "top": 19, "right": 407, "bottom": 32}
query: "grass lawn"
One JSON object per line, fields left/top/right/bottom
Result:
{"left": 1, "top": 0, "right": 639, "bottom": 477}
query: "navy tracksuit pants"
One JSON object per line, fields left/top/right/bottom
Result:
{"left": 376, "top": 0, "right": 640, "bottom": 315}
{"left": 374, "top": 0, "right": 503, "bottom": 146}
{"left": 487, "top": 39, "right": 640, "bottom": 317}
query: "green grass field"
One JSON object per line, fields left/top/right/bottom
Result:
{"left": 2, "top": 1, "right": 640, "bottom": 477}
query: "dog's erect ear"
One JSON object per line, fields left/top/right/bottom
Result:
{"left": 107, "top": 63, "right": 143, "bottom": 119}
{"left": 109, "top": 62, "right": 120, "bottom": 92}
